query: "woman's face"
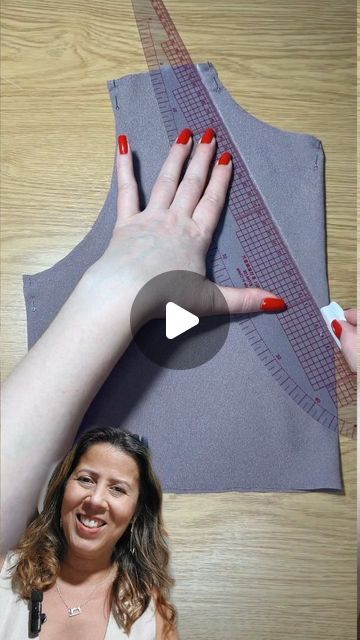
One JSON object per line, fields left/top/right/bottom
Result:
{"left": 61, "top": 443, "right": 140, "bottom": 559}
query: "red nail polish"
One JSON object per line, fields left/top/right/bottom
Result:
{"left": 218, "top": 151, "right": 232, "bottom": 165}
{"left": 176, "top": 128, "right": 193, "bottom": 144}
{"left": 261, "top": 298, "right": 287, "bottom": 312}
{"left": 118, "top": 134, "right": 128, "bottom": 154}
{"left": 201, "top": 128, "right": 216, "bottom": 144}
{"left": 331, "top": 319, "right": 342, "bottom": 339}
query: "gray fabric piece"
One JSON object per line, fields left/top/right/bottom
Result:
{"left": 22, "top": 62, "right": 342, "bottom": 492}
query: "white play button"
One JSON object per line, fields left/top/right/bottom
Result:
{"left": 166, "top": 302, "right": 199, "bottom": 339}
{"left": 130, "top": 270, "right": 230, "bottom": 370}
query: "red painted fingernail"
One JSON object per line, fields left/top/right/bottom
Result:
{"left": 176, "top": 128, "right": 193, "bottom": 144}
{"left": 261, "top": 297, "right": 287, "bottom": 312}
{"left": 331, "top": 319, "right": 342, "bottom": 339}
{"left": 201, "top": 127, "right": 216, "bottom": 144}
{"left": 218, "top": 151, "right": 232, "bottom": 165}
{"left": 118, "top": 134, "right": 128, "bottom": 154}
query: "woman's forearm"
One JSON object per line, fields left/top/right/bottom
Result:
{"left": 1, "top": 273, "right": 135, "bottom": 552}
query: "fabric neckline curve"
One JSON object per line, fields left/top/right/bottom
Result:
{"left": 106, "top": 60, "right": 320, "bottom": 143}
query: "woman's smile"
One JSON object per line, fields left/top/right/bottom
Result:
{"left": 77, "top": 513, "right": 107, "bottom": 527}
{"left": 75, "top": 513, "right": 107, "bottom": 536}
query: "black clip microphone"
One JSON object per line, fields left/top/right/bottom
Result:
{"left": 29, "top": 590, "right": 47, "bottom": 638}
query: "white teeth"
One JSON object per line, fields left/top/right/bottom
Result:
{"left": 79, "top": 515, "right": 104, "bottom": 528}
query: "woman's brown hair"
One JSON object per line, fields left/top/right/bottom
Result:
{"left": 7, "top": 426, "right": 177, "bottom": 637}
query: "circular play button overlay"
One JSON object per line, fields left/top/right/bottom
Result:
{"left": 130, "top": 270, "right": 230, "bottom": 370}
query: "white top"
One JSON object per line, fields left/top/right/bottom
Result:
{"left": 0, "top": 551, "right": 156, "bottom": 639}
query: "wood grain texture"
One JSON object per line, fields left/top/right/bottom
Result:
{"left": 1, "top": 1, "right": 356, "bottom": 638}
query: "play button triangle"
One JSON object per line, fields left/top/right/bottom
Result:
{"left": 166, "top": 302, "right": 199, "bottom": 339}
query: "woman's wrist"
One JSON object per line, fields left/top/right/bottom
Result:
{"left": 70, "top": 271, "right": 138, "bottom": 361}
{"left": 77, "top": 263, "right": 142, "bottom": 324}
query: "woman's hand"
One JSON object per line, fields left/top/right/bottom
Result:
{"left": 84, "top": 128, "right": 286, "bottom": 324}
{"left": 333, "top": 308, "right": 357, "bottom": 373}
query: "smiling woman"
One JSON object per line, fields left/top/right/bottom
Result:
{"left": 0, "top": 426, "right": 178, "bottom": 639}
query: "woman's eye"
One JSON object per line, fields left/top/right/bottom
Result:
{"left": 77, "top": 477, "right": 125, "bottom": 494}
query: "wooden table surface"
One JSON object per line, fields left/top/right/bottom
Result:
{"left": 1, "top": 1, "right": 356, "bottom": 638}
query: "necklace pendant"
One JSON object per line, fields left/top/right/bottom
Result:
{"left": 68, "top": 606, "right": 82, "bottom": 617}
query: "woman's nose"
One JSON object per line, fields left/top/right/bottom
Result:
{"left": 83, "top": 490, "right": 107, "bottom": 507}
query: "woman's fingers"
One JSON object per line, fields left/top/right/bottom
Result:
{"left": 147, "top": 129, "right": 194, "bottom": 211}
{"left": 192, "top": 153, "right": 233, "bottom": 237}
{"left": 338, "top": 320, "right": 357, "bottom": 373}
{"left": 170, "top": 128, "right": 218, "bottom": 216}
{"left": 214, "top": 284, "right": 287, "bottom": 315}
{"left": 148, "top": 128, "right": 229, "bottom": 217}
{"left": 344, "top": 308, "right": 357, "bottom": 325}
{"left": 115, "top": 134, "right": 140, "bottom": 226}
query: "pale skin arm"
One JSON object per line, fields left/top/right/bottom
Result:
{"left": 0, "top": 280, "right": 135, "bottom": 553}
{"left": 1, "top": 129, "right": 283, "bottom": 554}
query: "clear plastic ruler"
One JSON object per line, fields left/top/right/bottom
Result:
{"left": 130, "top": 0, "right": 356, "bottom": 439}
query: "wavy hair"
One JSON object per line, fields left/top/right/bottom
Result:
{"left": 8, "top": 426, "right": 177, "bottom": 637}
